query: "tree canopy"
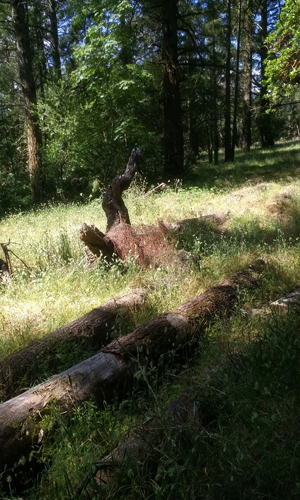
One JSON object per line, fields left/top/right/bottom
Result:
{"left": 0, "top": 0, "right": 298, "bottom": 211}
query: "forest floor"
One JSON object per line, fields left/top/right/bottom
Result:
{"left": 1, "top": 140, "right": 300, "bottom": 499}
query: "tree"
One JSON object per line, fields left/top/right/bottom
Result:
{"left": 224, "top": 0, "right": 232, "bottom": 161}
{"left": 0, "top": 3, "right": 27, "bottom": 210}
{"left": 10, "top": 0, "right": 43, "bottom": 201}
{"left": 240, "top": 0, "right": 254, "bottom": 152}
{"left": 231, "top": 0, "right": 242, "bottom": 160}
{"left": 265, "top": 0, "right": 300, "bottom": 98}
{"left": 161, "top": 0, "right": 184, "bottom": 175}
{"left": 47, "top": 0, "right": 61, "bottom": 80}
{"left": 258, "top": 0, "right": 274, "bottom": 147}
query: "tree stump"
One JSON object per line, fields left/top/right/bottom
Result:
{"left": 80, "top": 149, "right": 198, "bottom": 267}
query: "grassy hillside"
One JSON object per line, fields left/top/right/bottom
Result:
{"left": 1, "top": 141, "right": 300, "bottom": 499}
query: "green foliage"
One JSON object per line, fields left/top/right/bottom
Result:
{"left": 37, "top": 1, "right": 163, "bottom": 198}
{"left": 265, "top": 1, "right": 300, "bottom": 99}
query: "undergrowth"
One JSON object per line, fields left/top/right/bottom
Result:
{"left": 1, "top": 141, "right": 300, "bottom": 498}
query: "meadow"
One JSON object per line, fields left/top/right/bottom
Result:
{"left": 1, "top": 141, "right": 300, "bottom": 499}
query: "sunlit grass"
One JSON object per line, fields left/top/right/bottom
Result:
{"left": 2, "top": 140, "right": 300, "bottom": 499}
{"left": 1, "top": 142, "right": 300, "bottom": 359}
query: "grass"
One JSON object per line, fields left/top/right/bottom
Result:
{"left": 1, "top": 140, "right": 300, "bottom": 498}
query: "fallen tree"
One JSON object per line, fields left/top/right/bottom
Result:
{"left": 0, "top": 259, "right": 267, "bottom": 472}
{"left": 80, "top": 149, "right": 203, "bottom": 266}
{"left": 78, "top": 352, "right": 243, "bottom": 494}
{"left": 0, "top": 289, "right": 146, "bottom": 400}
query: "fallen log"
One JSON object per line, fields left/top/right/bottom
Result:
{"left": 79, "top": 393, "right": 197, "bottom": 493}
{"left": 0, "top": 259, "right": 267, "bottom": 472}
{"left": 0, "top": 288, "right": 146, "bottom": 400}
{"left": 79, "top": 352, "right": 245, "bottom": 494}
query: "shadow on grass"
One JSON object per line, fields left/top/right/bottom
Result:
{"left": 174, "top": 197, "right": 300, "bottom": 293}
{"left": 186, "top": 140, "right": 300, "bottom": 190}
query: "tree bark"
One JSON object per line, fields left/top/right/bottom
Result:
{"left": 231, "top": 0, "right": 242, "bottom": 160}
{"left": 224, "top": 0, "right": 232, "bottom": 162}
{"left": 161, "top": 0, "right": 184, "bottom": 176}
{"left": 240, "top": 0, "right": 253, "bottom": 152}
{"left": 0, "top": 289, "right": 146, "bottom": 400}
{"left": 11, "top": 0, "right": 43, "bottom": 201}
{"left": 258, "top": 0, "right": 274, "bottom": 148}
{"left": 164, "top": 212, "right": 228, "bottom": 232}
{"left": 48, "top": 0, "right": 61, "bottom": 80}
{"left": 0, "top": 259, "right": 267, "bottom": 472}
{"left": 80, "top": 213, "right": 227, "bottom": 267}
{"left": 102, "top": 148, "right": 142, "bottom": 232}
{"left": 80, "top": 149, "right": 227, "bottom": 266}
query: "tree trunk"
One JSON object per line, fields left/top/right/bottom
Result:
{"left": 48, "top": 0, "right": 61, "bottom": 80}
{"left": 240, "top": 0, "right": 253, "bottom": 152}
{"left": 79, "top": 353, "right": 242, "bottom": 493}
{"left": 0, "top": 289, "right": 146, "bottom": 400}
{"left": 33, "top": 0, "right": 47, "bottom": 99}
{"left": 102, "top": 148, "right": 141, "bottom": 232}
{"left": 231, "top": 0, "right": 242, "bottom": 160}
{"left": 11, "top": 0, "right": 43, "bottom": 201}
{"left": 224, "top": 0, "right": 232, "bottom": 162}
{"left": 0, "top": 259, "right": 267, "bottom": 472}
{"left": 161, "top": 0, "right": 184, "bottom": 176}
{"left": 212, "top": 30, "right": 219, "bottom": 165}
{"left": 259, "top": 0, "right": 274, "bottom": 148}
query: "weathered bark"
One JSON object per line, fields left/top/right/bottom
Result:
{"left": 164, "top": 212, "right": 228, "bottom": 232}
{"left": 0, "top": 259, "right": 267, "bottom": 471}
{"left": 81, "top": 151, "right": 213, "bottom": 267}
{"left": 142, "top": 183, "right": 166, "bottom": 198}
{"left": 80, "top": 149, "right": 142, "bottom": 263}
{"left": 102, "top": 148, "right": 142, "bottom": 232}
{"left": 80, "top": 223, "right": 115, "bottom": 262}
{"left": 0, "top": 289, "right": 146, "bottom": 399}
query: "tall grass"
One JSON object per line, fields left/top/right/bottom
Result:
{"left": 1, "top": 141, "right": 300, "bottom": 498}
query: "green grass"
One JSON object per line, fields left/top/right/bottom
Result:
{"left": 1, "top": 140, "right": 300, "bottom": 498}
